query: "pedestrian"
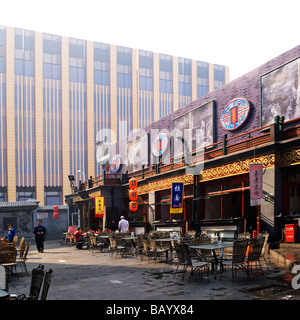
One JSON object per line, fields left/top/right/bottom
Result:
{"left": 110, "top": 220, "right": 117, "bottom": 232}
{"left": 5, "top": 224, "right": 16, "bottom": 243}
{"left": 118, "top": 216, "right": 129, "bottom": 233}
{"left": 74, "top": 227, "right": 84, "bottom": 249}
{"left": 33, "top": 220, "right": 47, "bottom": 253}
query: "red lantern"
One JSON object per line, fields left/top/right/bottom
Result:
{"left": 53, "top": 205, "right": 59, "bottom": 219}
{"left": 129, "top": 189, "right": 138, "bottom": 201}
{"left": 129, "top": 178, "right": 138, "bottom": 189}
{"left": 129, "top": 201, "right": 138, "bottom": 211}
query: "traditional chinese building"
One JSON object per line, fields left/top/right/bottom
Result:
{"left": 66, "top": 45, "right": 300, "bottom": 243}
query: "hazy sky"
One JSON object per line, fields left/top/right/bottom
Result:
{"left": 1, "top": 0, "right": 300, "bottom": 81}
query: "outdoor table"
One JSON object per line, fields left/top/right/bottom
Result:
{"left": 0, "top": 288, "right": 9, "bottom": 300}
{"left": 155, "top": 238, "right": 177, "bottom": 263}
{"left": 189, "top": 242, "right": 233, "bottom": 279}
{"left": 121, "top": 237, "right": 137, "bottom": 255}
{"left": 121, "top": 236, "right": 137, "bottom": 240}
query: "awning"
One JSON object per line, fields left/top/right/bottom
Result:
{"left": 148, "top": 201, "right": 171, "bottom": 206}
{"left": 193, "top": 192, "right": 230, "bottom": 201}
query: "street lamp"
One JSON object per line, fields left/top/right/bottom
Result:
{"left": 77, "top": 170, "right": 86, "bottom": 181}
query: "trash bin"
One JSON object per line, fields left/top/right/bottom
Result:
{"left": 285, "top": 223, "right": 298, "bottom": 243}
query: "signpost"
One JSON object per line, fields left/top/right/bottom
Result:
{"left": 249, "top": 163, "right": 263, "bottom": 232}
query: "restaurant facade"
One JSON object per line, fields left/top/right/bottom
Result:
{"left": 65, "top": 45, "right": 300, "bottom": 243}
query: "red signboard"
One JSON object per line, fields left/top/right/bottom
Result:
{"left": 220, "top": 98, "right": 251, "bottom": 130}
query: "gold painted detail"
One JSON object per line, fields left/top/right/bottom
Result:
{"left": 136, "top": 175, "right": 193, "bottom": 195}
{"left": 279, "top": 148, "right": 300, "bottom": 167}
{"left": 200, "top": 154, "right": 276, "bottom": 182}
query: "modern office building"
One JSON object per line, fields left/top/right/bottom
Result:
{"left": 0, "top": 25, "right": 229, "bottom": 206}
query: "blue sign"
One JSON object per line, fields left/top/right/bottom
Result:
{"left": 170, "top": 182, "right": 184, "bottom": 213}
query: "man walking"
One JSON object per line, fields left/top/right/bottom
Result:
{"left": 118, "top": 216, "right": 129, "bottom": 233}
{"left": 33, "top": 220, "right": 47, "bottom": 253}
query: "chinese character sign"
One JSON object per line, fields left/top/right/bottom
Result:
{"left": 95, "top": 196, "right": 105, "bottom": 217}
{"left": 170, "top": 182, "right": 184, "bottom": 213}
{"left": 249, "top": 164, "right": 263, "bottom": 206}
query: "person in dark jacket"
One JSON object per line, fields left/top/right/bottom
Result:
{"left": 33, "top": 220, "right": 47, "bottom": 253}
{"left": 5, "top": 224, "right": 16, "bottom": 243}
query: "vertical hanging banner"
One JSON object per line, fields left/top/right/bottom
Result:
{"left": 95, "top": 196, "right": 105, "bottom": 217}
{"left": 249, "top": 164, "right": 263, "bottom": 206}
{"left": 170, "top": 182, "right": 184, "bottom": 213}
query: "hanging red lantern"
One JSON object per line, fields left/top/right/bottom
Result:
{"left": 129, "top": 178, "right": 138, "bottom": 189}
{"left": 129, "top": 189, "right": 138, "bottom": 201}
{"left": 53, "top": 205, "right": 59, "bottom": 219}
{"left": 129, "top": 201, "right": 138, "bottom": 212}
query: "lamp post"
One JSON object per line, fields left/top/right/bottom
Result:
{"left": 77, "top": 170, "right": 86, "bottom": 182}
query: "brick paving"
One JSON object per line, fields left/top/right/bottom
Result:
{"left": 6, "top": 240, "right": 300, "bottom": 301}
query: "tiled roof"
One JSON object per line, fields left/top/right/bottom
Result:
{"left": 0, "top": 200, "right": 40, "bottom": 208}
{"left": 38, "top": 205, "right": 68, "bottom": 210}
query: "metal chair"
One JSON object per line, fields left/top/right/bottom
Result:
{"left": 181, "top": 243, "right": 209, "bottom": 282}
{"left": 89, "top": 234, "right": 103, "bottom": 253}
{"left": 11, "top": 236, "right": 18, "bottom": 247}
{"left": 16, "top": 242, "right": 30, "bottom": 274}
{"left": 136, "top": 234, "right": 145, "bottom": 260}
{"left": 40, "top": 268, "right": 53, "bottom": 300}
{"left": 10, "top": 264, "right": 53, "bottom": 300}
{"left": 222, "top": 239, "right": 249, "bottom": 280}
{"left": 244, "top": 238, "right": 265, "bottom": 278}
{"left": 173, "top": 242, "right": 187, "bottom": 279}
{"left": 147, "top": 237, "right": 166, "bottom": 263}
{"left": 257, "top": 232, "right": 270, "bottom": 270}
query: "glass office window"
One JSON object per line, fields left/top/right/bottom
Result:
{"left": 214, "top": 64, "right": 225, "bottom": 89}
{"left": 69, "top": 38, "right": 87, "bottom": 180}
{"left": 43, "top": 33, "right": 62, "bottom": 193}
{"left": 0, "top": 28, "right": 5, "bottom": 190}
{"left": 178, "top": 58, "right": 191, "bottom": 109}
{"left": 14, "top": 29, "right": 36, "bottom": 189}
{"left": 94, "top": 42, "right": 111, "bottom": 176}
{"left": 197, "top": 61, "right": 209, "bottom": 98}
{"left": 117, "top": 46, "right": 132, "bottom": 140}
{"left": 159, "top": 54, "right": 173, "bottom": 118}
{"left": 139, "top": 50, "right": 153, "bottom": 129}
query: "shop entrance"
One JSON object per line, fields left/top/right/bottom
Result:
{"left": 199, "top": 174, "right": 257, "bottom": 233}
{"left": 283, "top": 164, "right": 300, "bottom": 215}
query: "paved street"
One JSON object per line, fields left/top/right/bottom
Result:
{"left": 6, "top": 239, "right": 300, "bottom": 302}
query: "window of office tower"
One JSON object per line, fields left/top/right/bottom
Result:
{"left": 214, "top": 64, "right": 225, "bottom": 89}
{"left": 117, "top": 46, "right": 132, "bottom": 141}
{"left": 197, "top": 61, "right": 209, "bottom": 98}
{"left": 178, "top": 57, "right": 191, "bottom": 109}
{"left": 69, "top": 38, "right": 87, "bottom": 180}
{"left": 43, "top": 34, "right": 62, "bottom": 204}
{"left": 94, "top": 42, "right": 111, "bottom": 177}
{"left": 0, "top": 27, "right": 6, "bottom": 201}
{"left": 139, "top": 50, "right": 153, "bottom": 129}
{"left": 159, "top": 54, "right": 173, "bottom": 119}
{"left": 14, "top": 28, "right": 36, "bottom": 199}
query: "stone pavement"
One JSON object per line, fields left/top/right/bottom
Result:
{"left": 7, "top": 239, "right": 300, "bottom": 301}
